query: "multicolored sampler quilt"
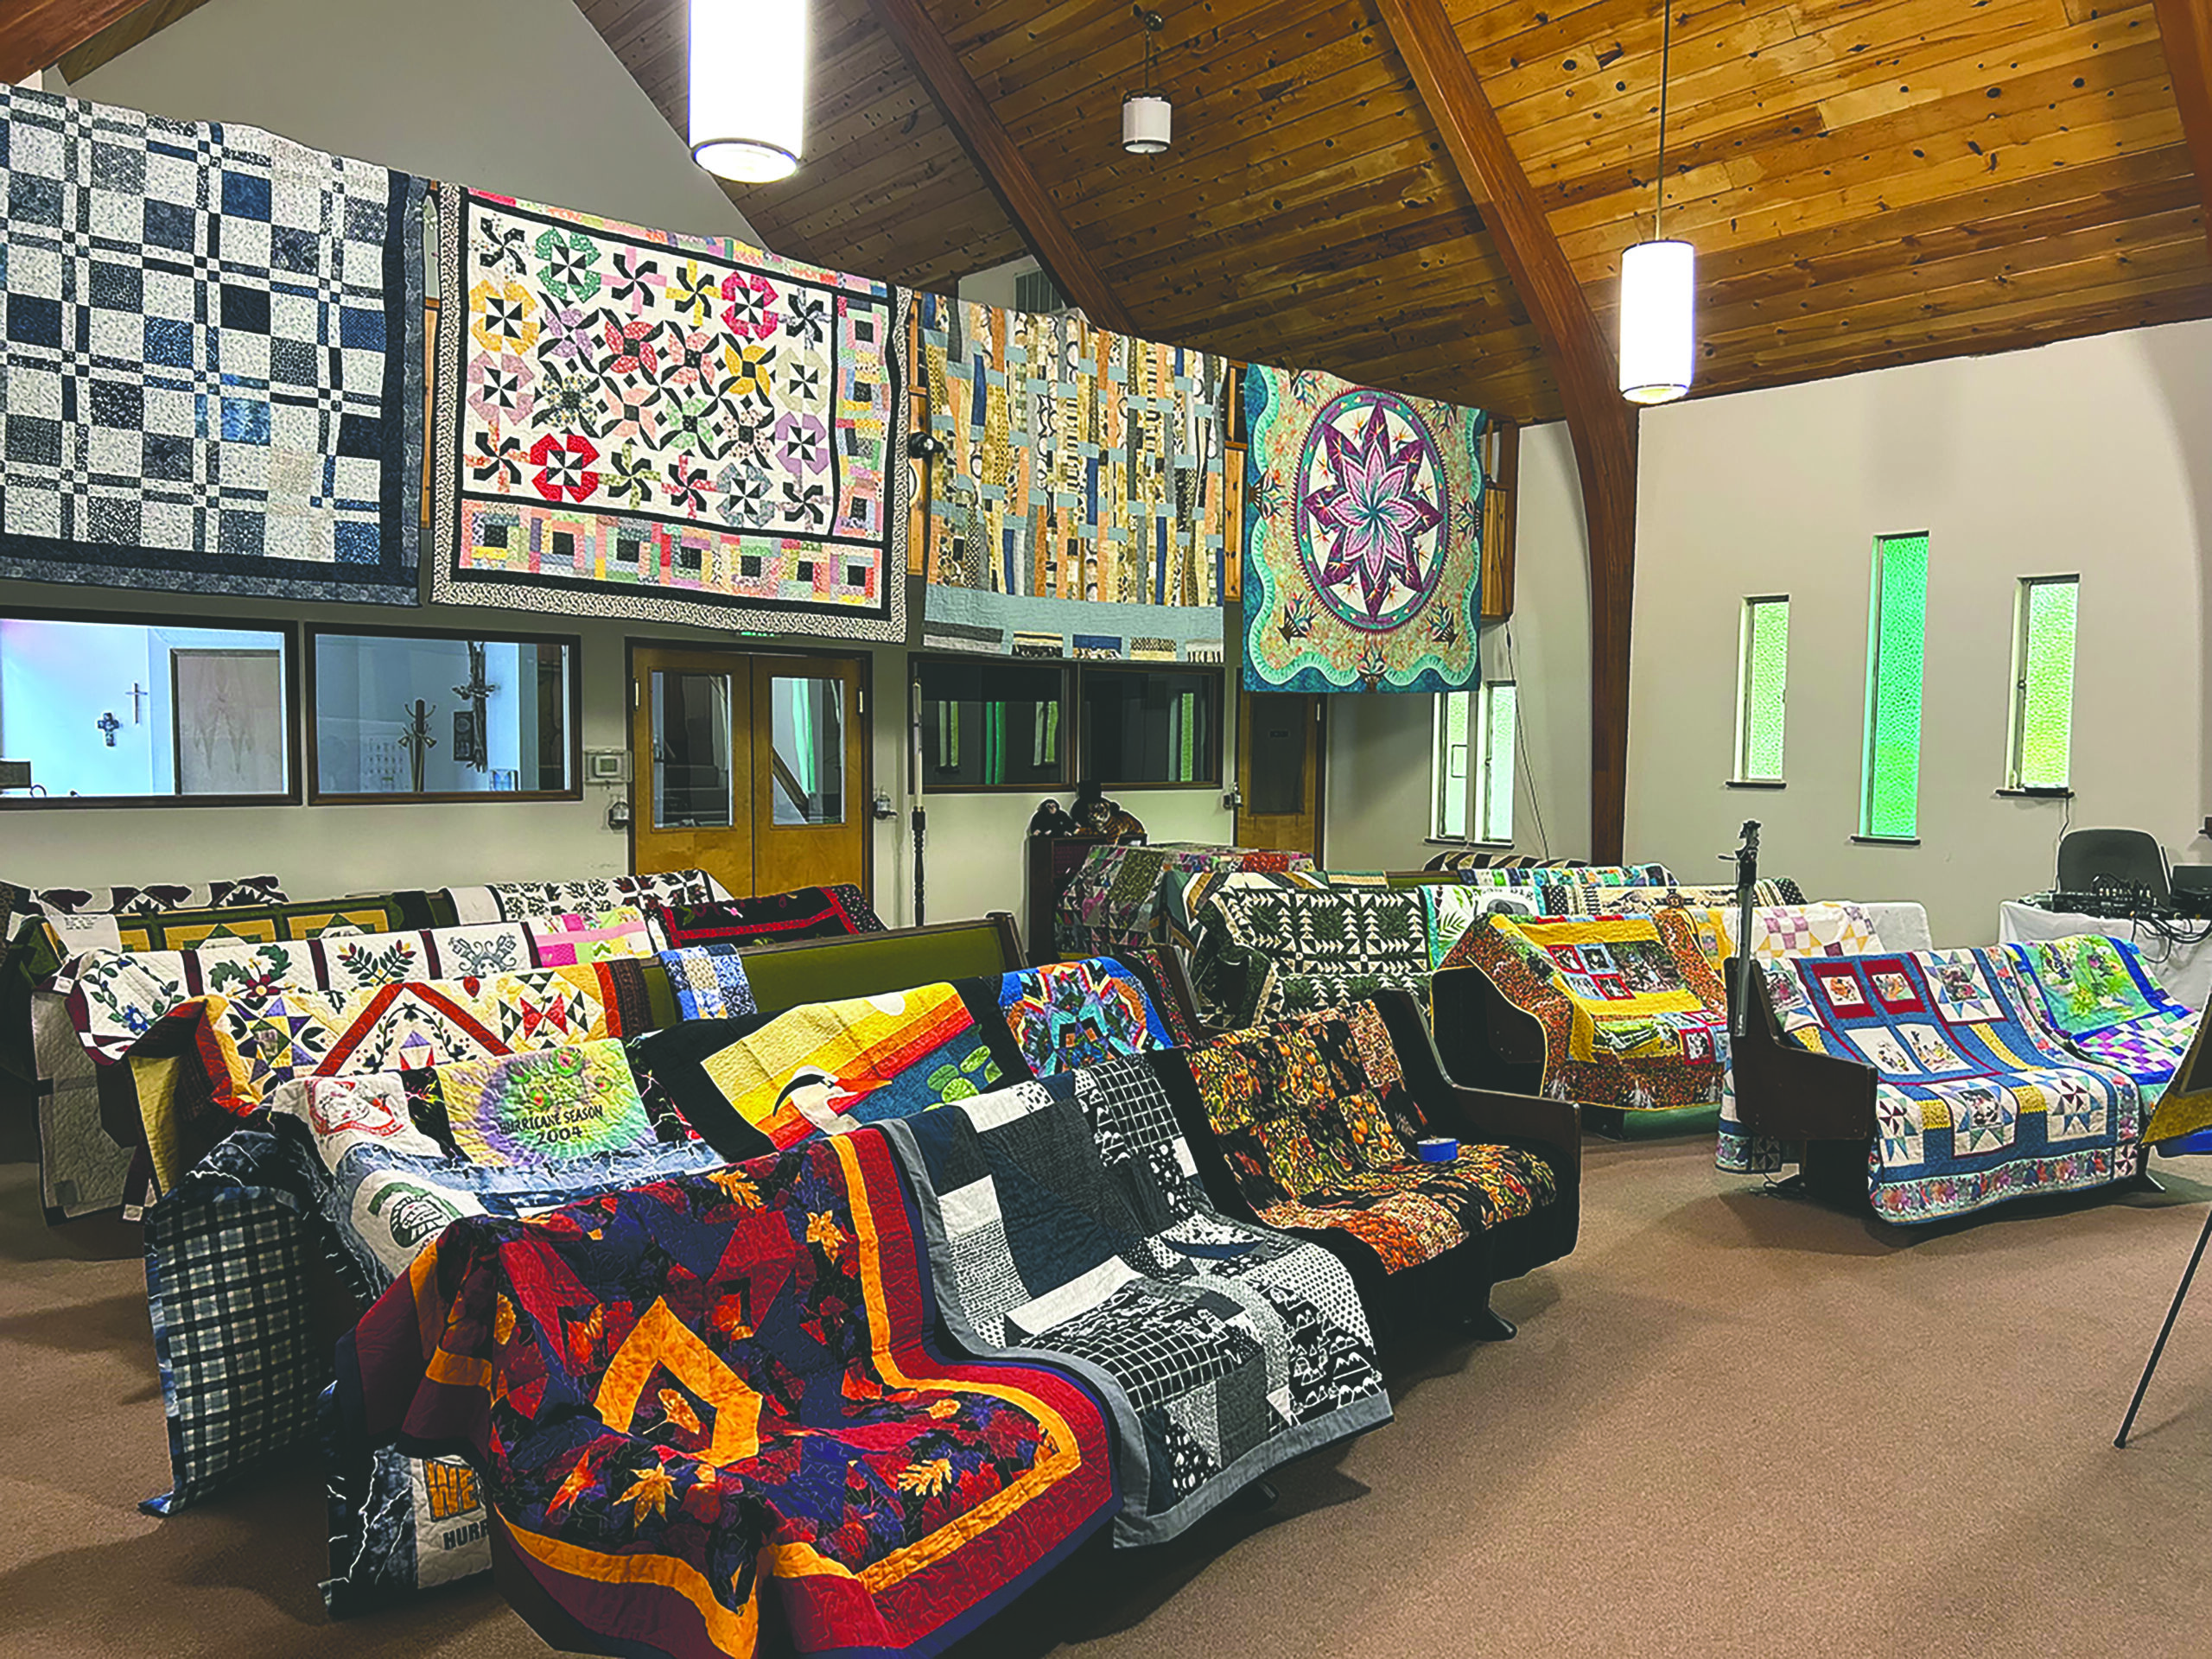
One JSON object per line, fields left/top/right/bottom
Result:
{"left": 653, "top": 883, "right": 884, "bottom": 948}
{"left": 1681, "top": 902, "right": 1887, "bottom": 973}
{"left": 1440, "top": 912, "right": 1730, "bottom": 1109}
{"left": 885, "top": 1060, "right": 1388, "bottom": 1543}
{"left": 2004, "top": 934, "right": 2199, "bottom": 1088}
{"left": 1056, "top": 844, "right": 1313, "bottom": 957}
{"left": 626, "top": 983, "right": 1014, "bottom": 1161}
{"left": 657, "top": 945, "right": 761, "bottom": 1022}
{"left": 0, "top": 88, "right": 427, "bottom": 602}
{"left": 432, "top": 188, "right": 906, "bottom": 640}
{"left": 1188, "top": 886, "right": 1431, "bottom": 1030}
{"left": 1749, "top": 948, "right": 2143, "bottom": 1222}
{"left": 913, "top": 293, "right": 1230, "bottom": 661}
{"left": 262, "top": 1046, "right": 721, "bottom": 1612}
{"left": 1243, "top": 363, "right": 1484, "bottom": 693}
{"left": 56, "top": 921, "right": 540, "bottom": 1063}
{"left": 337, "top": 1135, "right": 1120, "bottom": 1659}
{"left": 1188, "top": 1006, "right": 1556, "bottom": 1272}
{"left": 126, "top": 963, "right": 662, "bottom": 1193}
{"left": 995, "top": 960, "right": 1170, "bottom": 1077}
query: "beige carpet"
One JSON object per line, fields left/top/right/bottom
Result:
{"left": 5, "top": 1111, "right": 2212, "bottom": 1659}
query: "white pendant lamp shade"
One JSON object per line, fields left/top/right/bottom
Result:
{"left": 1122, "top": 92, "right": 1173, "bottom": 155}
{"left": 690, "top": 0, "right": 807, "bottom": 183}
{"left": 1618, "top": 237, "right": 1695, "bottom": 405}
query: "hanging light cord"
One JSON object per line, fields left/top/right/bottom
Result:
{"left": 1653, "top": 3, "right": 1672, "bottom": 240}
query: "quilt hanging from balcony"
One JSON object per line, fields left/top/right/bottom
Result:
{"left": 915, "top": 292, "right": 1229, "bottom": 662}
{"left": 0, "top": 87, "right": 428, "bottom": 603}
{"left": 1243, "top": 363, "right": 1484, "bottom": 693}
{"left": 431, "top": 188, "right": 906, "bottom": 639}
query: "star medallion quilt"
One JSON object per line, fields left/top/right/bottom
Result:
{"left": 336, "top": 1134, "right": 1120, "bottom": 1659}
{"left": 884, "top": 1063, "right": 1388, "bottom": 1544}
{"left": 0, "top": 87, "right": 426, "bottom": 602}
{"left": 914, "top": 292, "right": 1230, "bottom": 662}
{"left": 1186, "top": 1007, "right": 1556, "bottom": 1273}
{"left": 1750, "top": 948, "right": 2143, "bottom": 1222}
{"left": 2005, "top": 934, "right": 2199, "bottom": 1088}
{"left": 1440, "top": 912, "right": 1730, "bottom": 1109}
{"left": 1243, "top": 364, "right": 1484, "bottom": 693}
{"left": 432, "top": 188, "right": 906, "bottom": 639}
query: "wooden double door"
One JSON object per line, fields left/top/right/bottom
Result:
{"left": 629, "top": 646, "right": 868, "bottom": 900}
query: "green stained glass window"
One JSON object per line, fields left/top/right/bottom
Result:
{"left": 1433, "top": 691, "right": 1470, "bottom": 839}
{"left": 1478, "top": 681, "right": 1517, "bottom": 843}
{"left": 2009, "top": 575, "right": 2077, "bottom": 791}
{"left": 1734, "top": 596, "right": 1789, "bottom": 781}
{"left": 1860, "top": 533, "right": 1929, "bottom": 839}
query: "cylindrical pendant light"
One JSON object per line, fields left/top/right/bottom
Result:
{"left": 1618, "top": 3, "right": 1694, "bottom": 404}
{"left": 690, "top": 0, "right": 808, "bottom": 184}
{"left": 1122, "top": 9, "right": 1172, "bottom": 156}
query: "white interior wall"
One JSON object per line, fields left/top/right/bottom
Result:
{"left": 1322, "top": 420, "right": 1596, "bottom": 872}
{"left": 52, "top": 0, "right": 760, "bottom": 245}
{"left": 1626, "top": 318, "right": 2212, "bottom": 946}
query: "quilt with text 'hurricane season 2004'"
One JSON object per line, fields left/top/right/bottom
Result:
{"left": 1243, "top": 363, "right": 1484, "bottom": 693}
{"left": 0, "top": 87, "right": 425, "bottom": 603}
{"left": 433, "top": 188, "right": 905, "bottom": 639}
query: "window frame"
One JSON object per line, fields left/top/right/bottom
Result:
{"left": 1073, "top": 661, "right": 1227, "bottom": 791}
{"left": 2003, "top": 573, "right": 2079, "bottom": 796}
{"left": 911, "top": 652, "right": 1074, "bottom": 796}
{"left": 1431, "top": 690, "right": 1471, "bottom": 841}
{"left": 1858, "top": 531, "right": 1930, "bottom": 843}
{"left": 1731, "top": 594, "right": 1789, "bottom": 786}
{"left": 0, "top": 601, "right": 304, "bottom": 811}
{"left": 304, "top": 620, "right": 584, "bottom": 806}
{"left": 1473, "top": 677, "right": 1518, "bottom": 845}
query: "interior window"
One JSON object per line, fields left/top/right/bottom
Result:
{"left": 0, "top": 614, "right": 293, "bottom": 803}
{"left": 915, "top": 658, "right": 1069, "bottom": 790}
{"left": 1077, "top": 666, "right": 1221, "bottom": 787}
{"left": 311, "top": 630, "right": 575, "bottom": 800}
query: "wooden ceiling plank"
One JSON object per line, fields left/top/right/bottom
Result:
{"left": 1376, "top": 0, "right": 1638, "bottom": 861}
{"left": 864, "top": 0, "right": 1136, "bottom": 333}
{"left": 0, "top": 0, "right": 158, "bottom": 80}
{"left": 54, "top": 0, "right": 213, "bottom": 81}
{"left": 2153, "top": 0, "right": 2212, "bottom": 262}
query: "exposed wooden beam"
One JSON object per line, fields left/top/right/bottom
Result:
{"left": 2156, "top": 0, "right": 2212, "bottom": 265}
{"left": 864, "top": 0, "right": 1136, "bottom": 332}
{"left": 55, "top": 0, "right": 213, "bottom": 83}
{"left": 0, "top": 0, "right": 147, "bottom": 81}
{"left": 1374, "top": 0, "right": 1638, "bottom": 861}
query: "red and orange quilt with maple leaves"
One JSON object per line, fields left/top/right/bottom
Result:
{"left": 337, "top": 1129, "right": 1117, "bottom": 1659}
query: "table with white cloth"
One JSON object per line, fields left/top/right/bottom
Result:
{"left": 1860, "top": 901, "right": 1933, "bottom": 954}
{"left": 1997, "top": 899, "right": 2212, "bottom": 1011}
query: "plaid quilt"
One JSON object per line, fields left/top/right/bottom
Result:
{"left": 2005, "top": 934, "right": 2200, "bottom": 1088}
{"left": 335, "top": 1135, "right": 1117, "bottom": 1657}
{"left": 1749, "top": 948, "right": 2143, "bottom": 1222}
{"left": 885, "top": 1063, "right": 1388, "bottom": 1543}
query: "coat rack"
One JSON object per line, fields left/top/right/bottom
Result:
{"left": 451, "top": 640, "right": 497, "bottom": 773}
{"left": 398, "top": 698, "right": 437, "bottom": 792}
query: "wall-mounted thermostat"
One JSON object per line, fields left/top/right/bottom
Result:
{"left": 585, "top": 749, "right": 632, "bottom": 785}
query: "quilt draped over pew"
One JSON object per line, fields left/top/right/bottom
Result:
{"left": 1187, "top": 886, "right": 1431, "bottom": 1030}
{"left": 1055, "top": 844, "right": 1312, "bottom": 958}
{"left": 885, "top": 1058, "right": 1388, "bottom": 1543}
{"left": 337, "top": 1135, "right": 1120, "bottom": 1659}
{"left": 2004, "top": 934, "right": 2199, "bottom": 1087}
{"left": 1738, "top": 948, "right": 2144, "bottom": 1222}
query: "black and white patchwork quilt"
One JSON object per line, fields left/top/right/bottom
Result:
{"left": 0, "top": 86, "right": 426, "bottom": 601}
{"left": 884, "top": 1053, "right": 1389, "bottom": 1542}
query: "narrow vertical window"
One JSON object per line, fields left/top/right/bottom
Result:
{"left": 2008, "top": 575, "right": 2077, "bottom": 791}
{"left": 1433, "top": 690, "right": 1469, "bottom": 839}
{"left": 1860, "top": 532, "right": 1929, "bottom": 840}
{"left": 1733, "top": 596, "right": 1789, "bottom": 782}
{"left": 1475, "top": 680, "right": 1517, "bottom": 843}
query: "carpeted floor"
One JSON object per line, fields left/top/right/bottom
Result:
{"left": 6, "top": 1111, "right": 2211, "bottom": 1659}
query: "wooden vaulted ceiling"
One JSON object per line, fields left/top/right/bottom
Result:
{"left": 581, "top": 0, "right": 2212, "bottom": 425}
